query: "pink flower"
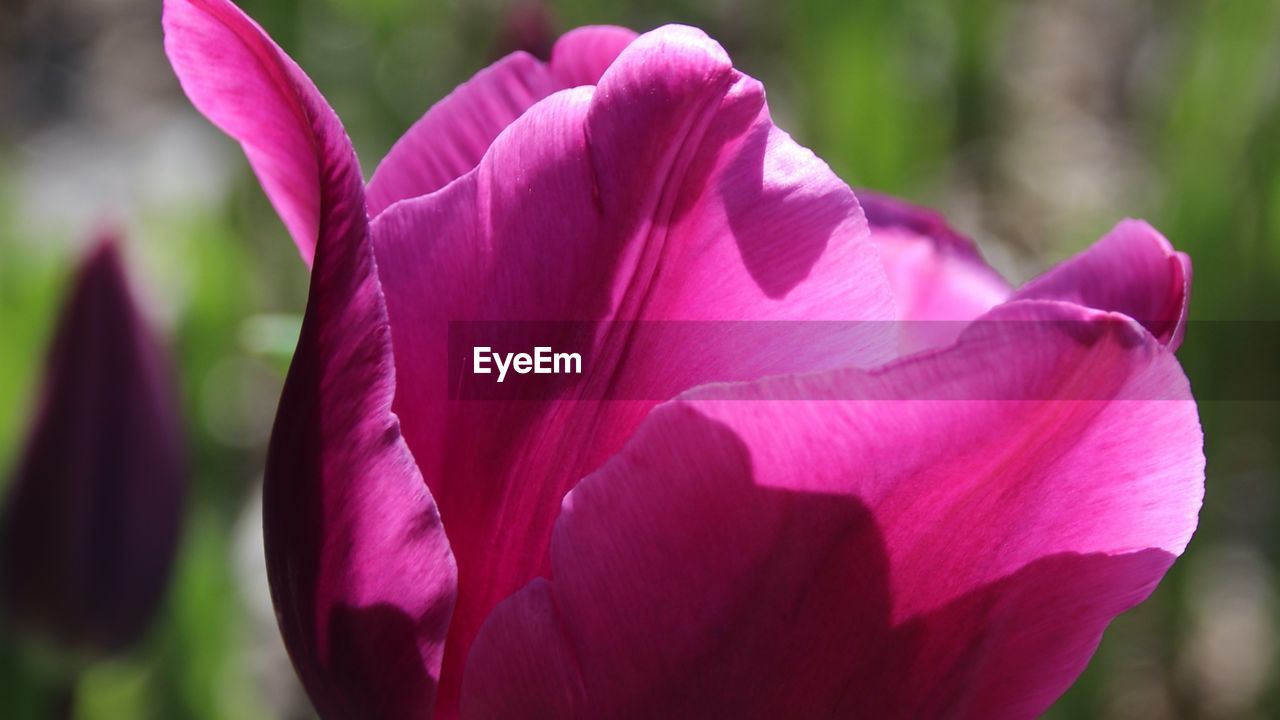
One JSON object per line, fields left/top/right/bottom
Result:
{"left": 164, "top": 2, "right": 1203, "bottom": 718}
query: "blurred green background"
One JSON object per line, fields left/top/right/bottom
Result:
{"left": 2, "top": 0, "right": 1278, "bottom": 717}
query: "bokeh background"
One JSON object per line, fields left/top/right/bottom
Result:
{"left": 2, "top": 0, "right": 1279, "bottom": 717}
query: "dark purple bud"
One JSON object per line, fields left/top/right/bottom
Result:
{"left": 1, "top": 235, "right": 186, "bottom": 659}
{"left": 492, "top": 0, "right": 555, "bottom": 61}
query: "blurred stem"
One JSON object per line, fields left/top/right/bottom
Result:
{"left": 50, "top": 679, "right": 76, "bottom": 720}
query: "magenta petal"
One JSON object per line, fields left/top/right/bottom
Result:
{"left": 1011, "top": 219, "right": 1192, "bottom": 349}
{"left": 548, "top": 25, "right": 638, "bottom": 87}
{"left": 164, "top": 1, "right": 456, "bottom": 716}
{"left": 265, "top": 233, "right": 456, "bottom": 720}
{"left": 372, "top": 24, "right": 893, "bottom": 711}
{"left": 860, "top": 190, "right": 1011, "bottom": 353}
{"left": 164, "top": 0, "right": 364, "bottom": 266}
{"left": 462, "top": 301, "right": 1203, "bottom": 719}
{"left": 1, "top": 238, "right": 185, "bottom": 657}
{"left": 365, "top": 26, "right": 636, "bottom": 217}
{"left": 860, "top": 190, "right": 994, "bottom": 265}
{"left": 366, "top": 53, "right": 561, "bottom": 217}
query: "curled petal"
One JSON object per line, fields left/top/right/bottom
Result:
{"left": 1, "top": 237, "right": 185, "bottom": 657}
{"left": 463, "top": 301, "right": 1203, "bottom": 719}
{"left": 1011, "top": 219, "right": 1192, "bottom": 349}
{"left": 164, "top": 1, "right": 456, "bottom": 717}
{"left": 163, "top": 0, "right": 363, "bottom": 265}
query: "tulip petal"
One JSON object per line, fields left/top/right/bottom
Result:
{"left": 860, "top": 190, "right": 1011, "bottom": 353}
{"left": 366, "top": 53, "right": 561, "bottom": 217}
{"left": 164, "top": 1, "right": 457, "bottom": 716}
{"left": 366, "top": 27, "right": 637, "bottom": 217}
{"left": 163, "top": 0, "right": 362, "bottom": 266}
{"left": 463, "top": 301, "right": 1203, "bottom": 719}
{"left": 548, "top": 25, "right": 639, "bottom": 87}
{"left": 1, "top": 238, "right": 185, "bottom": 657}
{"left": 266, "top": 227, "right": 456, "bottom": 720}
{"left": 372, "top": 24, "right": 894, "bottom": 710}
{"left": 1011, "top": 219, "right": 1192, "bottom": 349}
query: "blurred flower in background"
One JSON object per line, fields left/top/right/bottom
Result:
{"left": 492, "top": 0, "right": 555, "bottom": 61}
{"left": 0, "top": 236, "right": 185, "bottom": 713}
{"left": 2, "top": 0, "right": 1279, "bottom": 718}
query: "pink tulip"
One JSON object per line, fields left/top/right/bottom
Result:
{"left": 163, "top": 1, "right": 1203, "bottom": 718}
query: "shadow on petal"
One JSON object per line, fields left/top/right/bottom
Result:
{"left": 324, "top": 603, "right": 448, "bottom": 720}
{"left": 463, "top": 406, "right": 1181, "bottom": 720}
{"left": 721, "top": 119, "right": 847, "bottom": 299}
